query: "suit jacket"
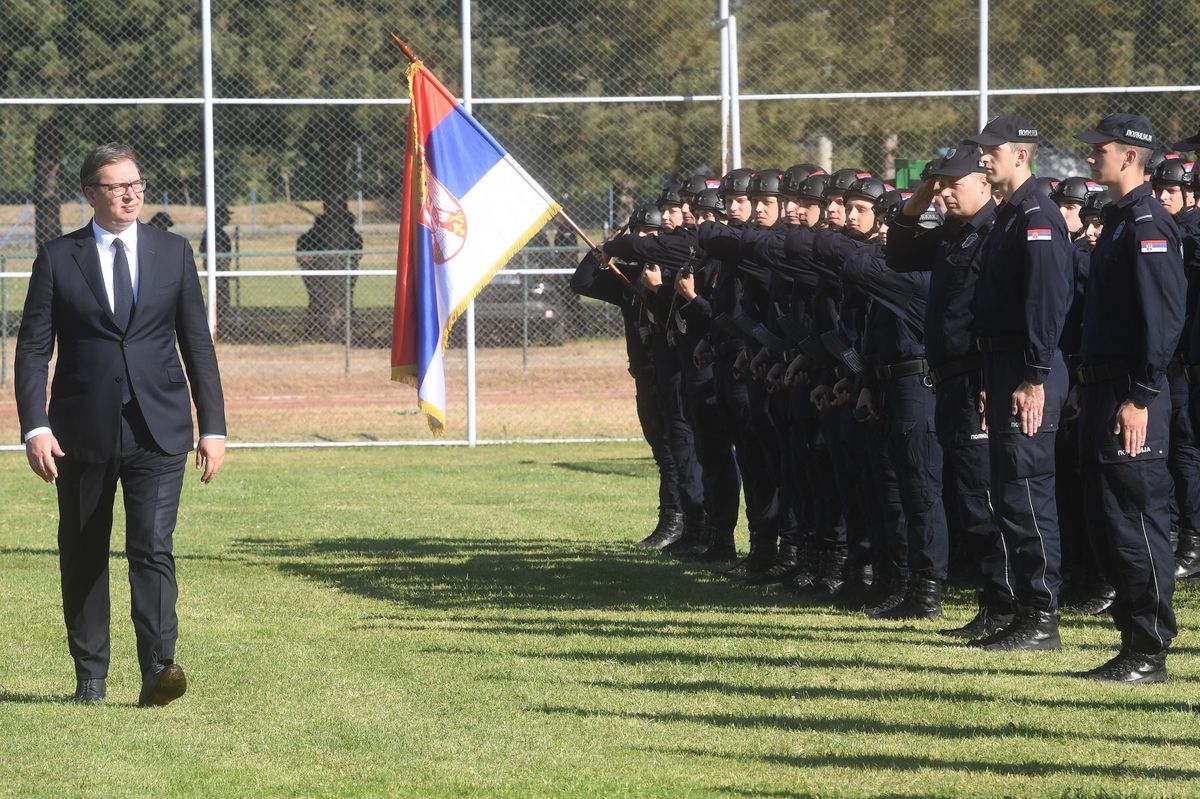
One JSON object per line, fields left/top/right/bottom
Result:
{"left": 15, "top": 222, "right": 226, "bottom": 461}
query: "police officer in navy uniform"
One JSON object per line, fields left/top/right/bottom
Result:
{"left": 1072, "top": 113, "right": 1185, "bottom": 683}
{"left": 887, "top": 146, "right": 1017, "bottom": 637}
{"left": 965, "top": 115, "right": 1072, "bottom": 651}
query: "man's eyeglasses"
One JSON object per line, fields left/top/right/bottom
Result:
{"left": 91, "top": 179, "right": 147, "bottom": 197}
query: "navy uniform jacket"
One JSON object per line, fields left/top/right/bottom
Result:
{"left": 1175, "top": 208, "right": 1200, "bottom": 357}
{"left": 570, "top": 249, "right": 651, "bottom": 374}
{"left": 15, "top": 222, "right": 225, "bottom": 461}
{"left": 887, "top": 201, "right": 995, "bottom": 368}
{"left": 1060, "top": 239, "right": 1093, "bottom": 359}
{"left": 974, "top": 177, "right": 1071, "bottom": 384}
{"left": 838, "top": 240, "right": 930, "bottom": 365}
{"left": 1082, "top": 181, "right": 1185, "bottom": 407}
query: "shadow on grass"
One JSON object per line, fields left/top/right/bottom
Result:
{"left": 0, "top": 691, "right": 70, "bottom": 704}
{"left": 588, "top": 677, "right": 1200, "bottom": 715}
{"left": 548, "top": 458, "right": 658, "bottom": 479}
{"left": 230, "top": 535, "right": 795, "bottom": 612}
{"left": 670, "top": 746, "right": 1200, "bottom": 782}
{"left": 532, "top": 705, "right": 1200, "bottom": 750}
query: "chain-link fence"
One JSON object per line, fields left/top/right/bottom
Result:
{"left": 1, "top": 0, "right": 1196, "bottom": 446}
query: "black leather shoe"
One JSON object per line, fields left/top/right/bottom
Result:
{"left": 864, "top": 577, "right": 909, "bottom": 619}
{"left": 979, "top": 609, "right": 1061, "bottom": 651}
{"left": 138, "top": 662, "right": 187, "bottom": 707}
{"left": 663, "top": 510, "right": 708, "bottom": 556}
{"left": 1176, "top": 531, "right": 1200, "bottom": 579}
{"left": 1079, "top": 649, "right": 1167, "bottom": 684}
{"left": 71, "top": 678, "right": 106, "bottom": 704}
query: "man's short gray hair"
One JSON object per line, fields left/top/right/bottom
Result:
{"left": 79, "top": 142, "right": 140, "bottom": 190}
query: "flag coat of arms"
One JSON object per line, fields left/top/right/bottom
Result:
{"left": 391, "top": 58, "right": 561, "bottom": 433}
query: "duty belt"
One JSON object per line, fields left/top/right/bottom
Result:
{"left": 927, "top": 353, "right": 983, "bottom": 387}
{"left": 1075, "top": 361, "right": 1134, "bottom": 386}
{"left": 975, "top": 334, "right": 1024, "bottom": 353}
{"left": 872, "top": 357, "right": 929, "bottom": 382}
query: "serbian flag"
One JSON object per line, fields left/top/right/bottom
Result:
{"left": 391, "top": 58, "right": 561, "bottom": 433}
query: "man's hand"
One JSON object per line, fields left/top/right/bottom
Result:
{"left": 675, "top": 272, "right": 697, "bottom": 301}
{"left": 1064, "top": 384, "right": 1081, "bottom": 421}
{"left": 693, "top": 339, "right": 714, "bottom": 368}
{"left": 641, "top": 264, "right": 663, "bottom": 292}
{"left": 856, "top": 387, "right": 876, "bottom": 421}
{"left": 732, "top": 349, "right": 749, "bottom": 379}
{"left": 766, "top": 362, "right": 786, "bottom": 393}
{"left": 1011, "top": 380, "right": 1045, "bottom": 436}
{"left": 25, "top": 433, "right": 64, "bottom": 484}
{"left": 811, "top": 384, "right": 833, "bottom": 409}
{"left": 832, "top": 376, "right": 853, "bottom": 407}
{"left": 977, "top": 390, "right": 988, "bottom": 433}
{"left": 1114, "top": 400, "right": 1148, "bottom": 458}
{"left": 750, "top": 348, "right": 771, "bottom": 381}
{"left": 784, "top": 355, "right": 807, "bottom": 386}
{"left": 196, "top": 438, "right": 226, "bottom": 484}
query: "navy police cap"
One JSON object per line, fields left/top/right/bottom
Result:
{"left": 965, "top": 114, "right": 1041, "bottom": 146}
{"left": 1172, "top": 128, "right": 1200, "bottom": 153}
{"left": 1075, "top": 112, "right": 1158, "bottom": 149}
{"left": 927, "top": 144, "right": 986, "bottom": 179}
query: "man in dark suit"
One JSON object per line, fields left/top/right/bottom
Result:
{"left": 15, "top": 143, "right": 226, "bottom": 706}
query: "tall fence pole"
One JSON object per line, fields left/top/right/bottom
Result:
{"left": 978, "top": 0, "right": 989, "bottom": 130}
{"left": 728, "top": 15, "right": 741, "bottom": 170}
{"left": 1, "top": 255, "right": 7, "bottom": 389}
{"left": 719, "top": 0, "right": 730, "bottom": 175}
{"left": 462, "top": 0, "right": 478, "bottom": 447}
{"left": 201, "top": 0, "right": 218, "bottom": 334}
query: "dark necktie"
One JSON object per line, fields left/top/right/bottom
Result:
{"left": 112, "top": 240, "right": 133, "bottom": 328}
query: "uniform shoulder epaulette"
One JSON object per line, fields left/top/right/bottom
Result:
{"left": 1019, "top": 195, "right": 1042, "bottom": 215}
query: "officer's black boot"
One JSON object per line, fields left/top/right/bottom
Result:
{"left": 784, "top": 537, "right": 822, "bottom": 595}
{"left": 637, "top": 509, "right": 685, "bottom": 550}
{"left": 680, "top": 518, "right": 715, "bottom": 560}
{"left": 811, "top": 544, "right": 850, "bottom": 601}
{"left": 744, "top": 541, "right": 799, "bottom": 586}
{"left": 664, "top": 509, "right": 708, "bottom": 556}
{"left": 977, "top": 606, "right": 1061, "bottom": 651}
{"left": 725, "top": 534, "right": 776, "bottom": 579}
{"left": 1079, "top": 648, "right": 1168, "bottom": 684}
{"left": 879, "top": 576, "right": 943, "bottom": 620}
{"left": 940, "top": 594, "right": 1015, "bottom": 639}
{"left": 694, "top": 525, "right": 738, "bottom": 562}
{"left": 865, "top": 572, "right": 910, "bottom": 619}
{"left": 1175, "top": 530, "right": 1200, "bottom": 579}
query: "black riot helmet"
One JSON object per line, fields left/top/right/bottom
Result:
{"left": 1144, "top": 148, "right": 1169, "bottom": 177}
{"left": 628, "top": 205, "right": 663, "bottom": 231}
{"left": 796, "top": 174, "right": 830, "bottom": 205}
{"left": 692, "top": 187, "right": 726, "bottom": 216}
{"left": 1034, "top": 175, "right": 1059, "bottom": 196}
{"left": 782, "top": 163, "right": 827, "bottom": 196}
{"left": 657, "top": 183, "right": 684, "bottom": 208}
{"left": 1080, "top": 190, "right": 1110, "bottom": 221}
{"left": 682, "top": 174, "right": 714, "bottom": 199}
{"left": 718, "top": 167, "right": 755, "bottom": 198}
{"left": 879, "top": 189, "right": 912, "bottom": 225}
{"left": 844, "top": 176, "right": 890, "bottom": 210}
{"left": 826, "top": 167, "right": 868, "bottom": 198}
{"left": 1050, "top": 176, "right": 1092, "bottom": 206}
{"left": 1152, "top": 158, "right": 1191, "bottom": 188}
{"left": 749, "top": 169, "right": 785, "bottom": 198}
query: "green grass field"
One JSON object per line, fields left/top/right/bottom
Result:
{"left": 2, "top": 443, "right": 1199, "bottom": 797}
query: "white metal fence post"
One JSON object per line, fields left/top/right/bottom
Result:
{"left": 978, "top": 0, "right": 989, "bottom": 131}
{"left": 462, "top": 0, "right": 477, "bottom": 448}
{"left": 728, "top": 15, "right": 741, "bottom": 170}
{"left": 201, "top": 0, "right": 218, "bottom": 335}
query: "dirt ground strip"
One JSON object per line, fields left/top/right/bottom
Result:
{"left": 0, "top": 338, "right": 639, "bottom": 443}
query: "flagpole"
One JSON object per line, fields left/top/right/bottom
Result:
{"left": 555, "top": 209, "right": 634, "bottom": 290}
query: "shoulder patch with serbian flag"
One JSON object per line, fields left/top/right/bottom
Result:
{"left": 1140, "top": 239, "right": 1169, "bottom": 253}
{"left": 1027, "top": 228, "right": 1052, "bottom": 241}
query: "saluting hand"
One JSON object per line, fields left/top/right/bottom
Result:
{"left": 1011, "top": 380, "right": 1045, "bottom": 436}
{"left": 1114, "top": 400, "right": 1148, "bottom": 459}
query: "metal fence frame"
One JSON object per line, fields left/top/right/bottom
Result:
{"left": 2, "top": 0, "right": 1196, "bottom": 449}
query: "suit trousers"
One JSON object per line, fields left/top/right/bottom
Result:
{"left": 56, "top": 402, "right": 187, "bottom": 679}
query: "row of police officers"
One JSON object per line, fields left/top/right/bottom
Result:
{"left": 571, "top": 112, "right": 1200, "bottom": 684}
